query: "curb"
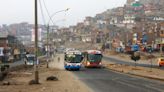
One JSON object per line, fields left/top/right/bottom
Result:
{"left": 127, "top": 72, "right": 164, "bottom": 81}
{"left": 105, "top": 67, "right": 164, "bottom": 81}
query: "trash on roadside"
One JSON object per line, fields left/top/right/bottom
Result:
{"left": 28, "top": 79, "right": 40, "bottom": 85}
{"left": 46, "top": 76, "right": 58, "bottom": 81}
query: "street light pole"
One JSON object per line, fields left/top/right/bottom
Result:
{"left": 34, "top": 0, "right": 39, "bottom": 84}
{"left": 46, "top": 8, "right": 69, "bottom": 68}
{"left": 48, "top": 8, "right": 70, "bottom": 25}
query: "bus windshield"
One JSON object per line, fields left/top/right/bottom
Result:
{"left": 65, "top": 54, "right": 83, "bottom": 63}
{"left": 88, "top": 54, "right": 102, "bottom": 62}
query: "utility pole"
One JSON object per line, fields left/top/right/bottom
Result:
{"left": 34, "top": 0, "right": 39, "bottom": 84}
{"left": 46, "top": 25, "right": 49, "bottom": 68}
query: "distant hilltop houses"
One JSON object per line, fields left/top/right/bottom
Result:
{"left": 0, "top": 22, "right": 58, "bottom": 45}
{"left": 58, "top": 0, "right": 164, "bottom": 50}
{"left": 0, "top": 0, "right": 163, "bottom": 52}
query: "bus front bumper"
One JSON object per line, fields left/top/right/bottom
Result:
{"left": 64, "top": 65, "right": 81, "bottom": 70}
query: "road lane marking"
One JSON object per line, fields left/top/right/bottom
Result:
{"left": 145, "top": 84, "right": 164, "bottom": 92}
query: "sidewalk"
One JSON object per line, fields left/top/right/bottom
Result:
{"left": 104, "top": 52, "right": 158, "bottom": 66}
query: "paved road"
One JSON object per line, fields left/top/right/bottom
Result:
{"left": 103, "top": 56, "right": 164, "bottom": 69}
{"left": 9, "top": 60, "right": 24, "bottom": 67}
{"left": 73, "top": 68, "right": 164, "bottom": 92}
{"left": 50, "top": 53, "right": 164, "bottom": 92}
{"left": 0, "top": 60, "right": 24, "bottom": 69}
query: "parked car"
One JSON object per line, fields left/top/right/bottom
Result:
{"left": 144, "top": 46, "right": 153, "bottom": 53}
{"left": 24, "top": 54, "right": 36, "bottom": 66}
{"left": 157, "top": 57, "right": 164, "bottom": 67}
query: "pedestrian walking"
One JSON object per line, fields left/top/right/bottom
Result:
{"left": 58, "top": 57, "right": 60, "bottom": 62}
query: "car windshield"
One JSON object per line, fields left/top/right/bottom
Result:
{"left": 27, "top": 56, "right": 35, "bottom": 61}
{"left": 88, "top": 54, "right": 102, "bottom": 62}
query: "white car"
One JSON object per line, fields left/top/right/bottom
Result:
{"left": 25, "top": 54, "right": 36, "bottom": 65}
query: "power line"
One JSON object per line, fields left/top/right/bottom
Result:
{"left": 38, "top": 0, "right": 46, "bottom": 25}
{"left": 42, "top": 0, "right": 55, "bottom": 25}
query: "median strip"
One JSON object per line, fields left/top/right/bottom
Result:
{"left": 103, "top": 62, "right": 164, "bottom": 81}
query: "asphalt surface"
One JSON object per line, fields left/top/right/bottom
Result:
{"left": 103, "top": 56, "right": 164, "bottom": 70}
{"left": 0, "top": 60, "right": 24, "bottom": 69}
{"left": 9, "top": 60, "right": 24, "bottom": 67}
{"left": 72, "top": 68, "right": 164, "bottom": 92}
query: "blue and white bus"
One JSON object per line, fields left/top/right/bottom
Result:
{"left": 64, "top": 50, "right": 83, "bottom": 70}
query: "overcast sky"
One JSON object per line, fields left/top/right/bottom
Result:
{"left": 0, "top": 0, "right": 126, "bottom": 27}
